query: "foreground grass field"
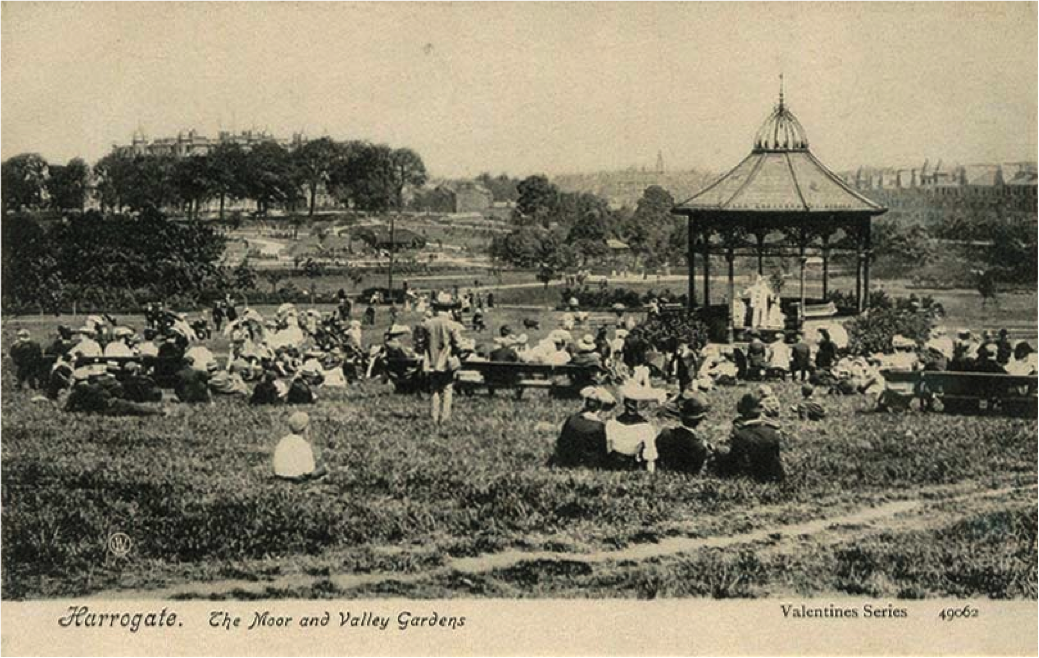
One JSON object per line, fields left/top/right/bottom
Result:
{"left": 2, "top": 346, "right": 1035, "bottom": 599}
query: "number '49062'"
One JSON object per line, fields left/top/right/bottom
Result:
{"left": 939, "top": 606, "right": 978, "bottom": 621}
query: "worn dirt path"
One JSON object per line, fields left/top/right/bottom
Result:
{"left": 90, "top": 483, "right": 1034, "bottom": 600}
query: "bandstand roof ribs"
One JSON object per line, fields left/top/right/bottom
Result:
{"left": 673, "top": 93, "right": 887, "bottom": 216}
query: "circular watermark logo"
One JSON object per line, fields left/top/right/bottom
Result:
{"left": 107, "top": 532, "right": 133, "bottom": 558}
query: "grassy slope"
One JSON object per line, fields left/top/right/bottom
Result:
{"left": 2, "top": 353, "right": 1035, "bottom": 599}
{"left": 1, "top": 288, "right": 1036, "bottom": 599}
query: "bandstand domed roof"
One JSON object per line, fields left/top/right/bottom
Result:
{"left": 674, "top": 92, "right": 886, "bottom": 215}
{"left": 753, "top": 95, "right": 809, "bottom": 152}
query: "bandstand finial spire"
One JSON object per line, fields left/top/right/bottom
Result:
{"left": 779, "top": 73, "right": 785, "bottom": 109}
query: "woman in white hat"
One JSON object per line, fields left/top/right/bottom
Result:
{"left": 550, "top": 386, "right": 615, "bottom": 468}
{"left": 570, "top": 334, "right": 602, "bottom": 368}
{"left": 103, "top": 327, "right": 135, "bottom": 359}
{"left": 604, "top": 381, "right": 664, "bottom": 472}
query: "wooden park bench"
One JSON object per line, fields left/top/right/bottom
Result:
{"left": 880, "top": 369, "right": 1037, "bottom": 416}
{"left": 919, "top": 370, "right": 1037, "bottom": 415}
{"left": 382, "top": 358, "right": 604, "bottom": 398}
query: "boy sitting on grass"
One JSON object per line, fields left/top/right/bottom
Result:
{"left": 273, "top": 411, "right": 327, "bottom": 482}
{"left": 794, "top": 383, "right": 827, "bottom": 421}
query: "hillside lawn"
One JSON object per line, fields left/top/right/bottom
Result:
{"left": 1, "top": 309, "right": 1035, "bottom": 599}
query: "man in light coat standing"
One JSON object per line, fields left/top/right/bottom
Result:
{"left": 423, "top": 292, "right": 464, "bottom": 425}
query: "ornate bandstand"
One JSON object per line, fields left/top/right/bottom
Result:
{"left": 672, "top": 90, "right": 888, "bottom": 341}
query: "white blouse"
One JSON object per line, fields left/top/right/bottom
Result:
{"left": 605, "top": 419, "right": 658, "bottom": 463}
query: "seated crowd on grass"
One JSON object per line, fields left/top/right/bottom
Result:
{"left": 7, "top": 290, "right": 1036, "bottom": 484}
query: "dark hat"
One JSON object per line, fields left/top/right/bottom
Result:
{"left": 1009, "top": 340, "right": 1034, "bottom": 357}
{"left": 679, "top": 395, "right": 709, "bottom": 421}
{"left": 801, "top": 383, "right": 815, "bottom": 396}
{"left": 737, "top": 392, "right": 763, "bottom": 418}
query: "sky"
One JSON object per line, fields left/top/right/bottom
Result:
{"left": 2, "top": 2, "right": 1036, "bottom": 178}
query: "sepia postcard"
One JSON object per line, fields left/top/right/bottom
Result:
{"left": 1, "top": 2, "right": 1036, "bottom": 655}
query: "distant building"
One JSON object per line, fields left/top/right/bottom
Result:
{"left": 1005, "top": 163, "right": 1038, "bottom": 200}
{"left": 113, "top": 129, "right": 307, "bottom": 158}
{"left": 842, "top": 159, "right": 1037, "bottom": 202}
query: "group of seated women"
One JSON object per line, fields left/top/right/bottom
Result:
{"left": 549, "top": 381, "right": 785, "bottom": 482}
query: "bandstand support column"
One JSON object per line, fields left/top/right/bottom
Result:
{"left": 862, "top": 218, "right": 872, "bottom": 311}
{"left": 686, "top": 216, "right": 696, "bottom": 310}
{"left": 798, "top": 226, "right": 807, "bottom": 328}
{"left": 821, "top": 234, "right": 831, "bottom": 300}
{"left": 702, "top": 228, "right": 711, "bottom": 308}
{"left": 726, "top": 247, "right": 736, "bottom": 343}
{"left": 855, "top": 225, "right": 864, "bottom": 314}
{"left": 755, "top": 232, "right": 765, "bottom": 275}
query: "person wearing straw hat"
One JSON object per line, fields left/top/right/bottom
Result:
{"left": 717, "top": 392, "right": 785, "bottom": 482}
{"left": 287, "top": 365, "right": 320, "bottom": 404}
{"left": 273, "top": 411, "right": 326, "bottom": 482}
{"left": 71, "top": 325, "right": 103, "bottom": 359}
{"left": 383, "top": 324, "right": 415, "bottom": 361}
{"left": 656, "top": 393, "right": 712, "bottom": 474}
{"left": 604, "top": 381, "right": 664, "bottom": 472}
{"left": 423, "top": 291, "right": 465, "bottom": 425}
{"left": 550, "top": 386, "right": 615, "bottom": 468}
{"left": 10, "top": 328, "right": 43, "bottom": 389}
{"left": 570, "top": 334, "right": 602, "bottom": 368}
{"left": 103, "top": 326, "right": 136, "bottom": 359}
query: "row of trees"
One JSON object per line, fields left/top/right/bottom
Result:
{"left": 1, "top": 139, "right": 428, "bottom": 219}
{"left": 1, "top": 154, "right": 92, "bottom": 214}
{"left": 490, "top": 176, "right": 685, "bottom": 270}
{"left": 1, "top": 209, "right": 245, "bottom": 313}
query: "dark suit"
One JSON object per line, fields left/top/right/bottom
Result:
{"left": 720, "top": 419, "right": 785, "bottom": 482}
{"left": 174, "top": 366, "right": 211, "bottom": 403}
{"left": 655, "top": 426, "right": 709, "bottom": 474}
{"left": 550, "top": 413, "right": 606, "bottom": 468}
{"left": 10, "top": 339, "right": 42, "bottom": 388}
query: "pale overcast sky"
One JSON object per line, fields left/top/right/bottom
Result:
{"left": 2, "top": 2, "right": 1036, "bottom": 177}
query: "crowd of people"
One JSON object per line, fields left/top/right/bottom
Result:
{"left": 7, "top": 290, "right": 1037, "bottom": 483}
